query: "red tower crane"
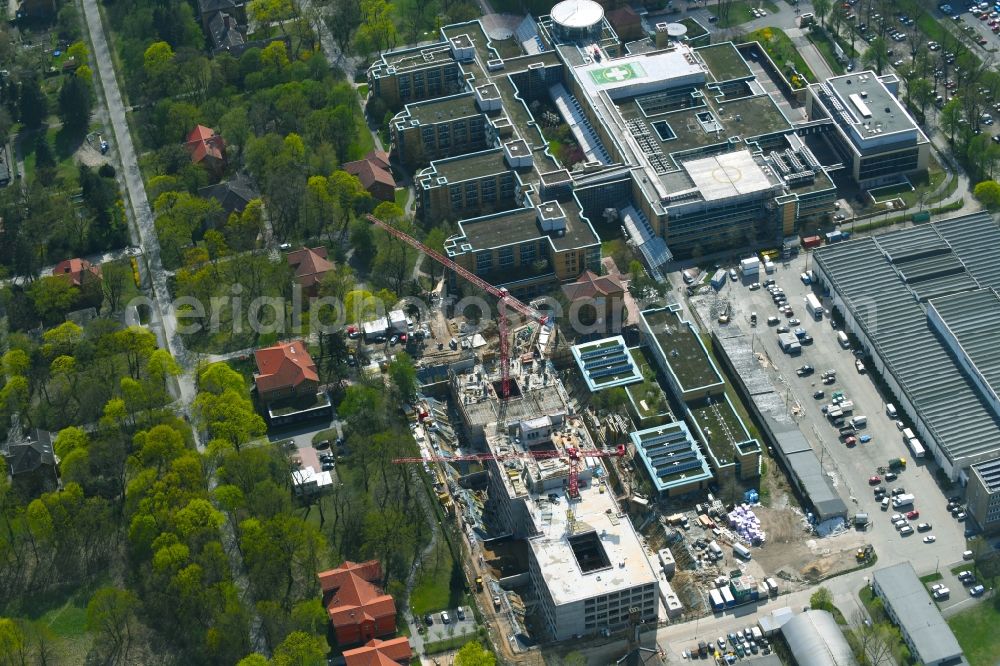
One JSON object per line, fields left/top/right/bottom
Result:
{"left": 366, "top": 214, "right": 548, "bottom": 399}
{"left": 393, "top": 444, "right": 626, "bottom": 499}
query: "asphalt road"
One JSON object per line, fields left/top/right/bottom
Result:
{"left": 80, "top": 0, "right": 195, "bottom": 404}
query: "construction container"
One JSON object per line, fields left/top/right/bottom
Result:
{"left": 730, "top": 574, "right": 759, "bottom": 604}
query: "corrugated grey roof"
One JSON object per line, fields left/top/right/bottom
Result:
{"left": 872, "top": 562, "right": 964, "bottom": 665}
{"left": 702, "top": 321, "right": 849, "bottom": 521}
{"left": 780, "top": 610, "right": 857, "bottom": 666}
{"left": 930, "top": 288, "right": 1000, "bottom": 403}
{"left": 972, "top": 457, "right": 1000, "bottom": 494}
{"left": 934, "top": 212, "right": 1000, "bottom": 289}
{"left": 814, "top": 213, "right": 1000, "bottom": 467}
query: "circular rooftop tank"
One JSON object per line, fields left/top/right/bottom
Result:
{"left": 665, "top": 22, "right": 687, "bottom": 38}
{"left": 550, "top": 0, "right": 604, "bottom": 39}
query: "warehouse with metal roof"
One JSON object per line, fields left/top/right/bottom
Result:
{"left": 779, "top": 610, "right": 857, "bottom": 666}
{"left": 871, "top": 562, "right": 965, "bottom": 665}
{"left": 813, "top": 212, "right": 1000, "bottom": 480}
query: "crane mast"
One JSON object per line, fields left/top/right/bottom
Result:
{"left": 366, "top": 214, "right": 547, "bottom": 399}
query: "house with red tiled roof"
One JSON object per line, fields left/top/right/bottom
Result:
{"left": 561, "top": 270, "right": 626, "bottom": 327}
{"left": 253, "top": 340, "right": 319, "bottom": 403}
{"left": 318, "top": 561, "right": 397, "bottom": 646}
{"left": 286, "top": 246, "right": 334, "bottom": 296}
{"left": 343, "top": 150, "right": 396, "bottom": 201}
{"left": 185, "top": 125, "right": 226, "bottom": 173}
{"left": 343, "top": 637, "right": 412, "bottom": 666}
{"left": 52, "top": 258, "right": 102, "bottom": 288}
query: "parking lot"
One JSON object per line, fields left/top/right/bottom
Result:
{"left": 701, "top": 252, "right": 969, "bottom": 577}
{"left": 417, "top": 606, "right": 478, "bottom": 643}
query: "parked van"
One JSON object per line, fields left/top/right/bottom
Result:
{"left": 851, "top": 415, "right": 867, "bottom": 429}
{"left": 902, "top": 428, "right": 915, "bottom": 442}
{"left": 733, "top": 543, "right": 752, "bottom": 560}
{"left": 886, "top": 403, "right": 898, "bottom": 419}
{"left": 837, "top": 331, "right": 850, "bottom": 348}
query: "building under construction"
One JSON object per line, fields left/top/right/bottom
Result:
{"left": 452, "top": 359, "right": 661, "bottom": 641}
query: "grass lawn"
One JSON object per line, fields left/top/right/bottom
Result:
{"left": 952, "top": 564, "right": 974, "bottom": 575}
{"left": 948, "top": 599, "right": 1000, "bottom": 665}
{"left": 869, "top": 181, "right": 915, "bottom": 203}
{"left": 920, "top": 571, "right": 943, "bottom": 583}
{"left": 409, "top": 536, "right": 464, "bottom": 616}
{"left": 744, "top": 27, "right": 817, "bottom": 86}
{"left": 716, "top": 1, "right": 781, "bottom": 29}
{"left": 394, "top": 187, "right": 409, "bottom": 212}
{"left": 807, "top": 30, "right": 847, "bottom": 75}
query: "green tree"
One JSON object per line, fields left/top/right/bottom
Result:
{"left": 57, "top": 73, "right": 93, "bottom": 133}
{"left": 30, "top": 276, "right": 80, "bottom": 325}
{"left": 18, "top": 75, "right": 47, "bottom": 129}
{"left": 355, "top": 0, "right": 398, "bottom": 56}
{"left": 388, "top": 352, "right": 417, "bottom": 399}
{"left": 454, "top": 641, "right": 496, "bottom": 666}
{"left": 810, "top": 586, "right": 833, "bottom": 612}
{"left": 102, "top": 260, "right": 132, "bottom": 313}
{"left": 973, "top": 180, "right": 1000, "bottom": 209}
{"left": 0, "top": 618, "right": 30, "bottom": 666}
{"left": 813, "top": 0, "right": 831, "bottom": 27}
{"left": 940, "top": 97, "right": 965, "bottom": 146}
{"left": 143, "top": 42, "right": 176, "bottom": 98}
{"left": 862, "top": 36, "right": 889, "bottom": 75}
{"left": 270, "top": 630, "right": 327, "bottom": 666}
{"left": 86, "top": 587, "right": 140, "bottom": 665}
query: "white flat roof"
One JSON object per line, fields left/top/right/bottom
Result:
{"left": 577, "top": 49, "right": 706, "bottom": 100}
{"left": 683, "top": 150, "right": 775, "bottom": 200}
{"left": 551, "top": 0, "right": 604, "bottom": 28}
{"left": 292, "top": 466, "right": 333, "bottom": 488}
{"left": 527, "top": 475, "right": 659, "bottom": 606}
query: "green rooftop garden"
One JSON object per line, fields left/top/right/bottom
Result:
{"left": 688, "top": 395, "right": 750, "bottom": 466}
{"left": 643, "top": 309, "right": 724, "bottom": 392}
{"left": 626, "top": 347, "right": 672, "bottom": 421}
{"left": 697, "top": 43, "right": 753, "bottom": 82}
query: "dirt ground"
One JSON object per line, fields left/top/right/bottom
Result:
{"left": 752, "top": 504, "right": 868, "bottom": 587}
{"left": 76, "top": 141, "right": 109, "bottom": 168}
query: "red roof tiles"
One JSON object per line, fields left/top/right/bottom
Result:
{"left": 286, "top": 246, "right": 334, "bottom": 289}
{"left": 343, "top": 637, "right": 412, "bottom": 666}
{"left": 185, "top": 124, "right": 226, "bottom": 164}
{"left": 561, "top": 269, "right": 625, "bottom": 301}
{"left": 253, "top": 340, "right": 318, "bottom": 394}
{"left": 52, "top": 258, "right": 102, "bottom": 287}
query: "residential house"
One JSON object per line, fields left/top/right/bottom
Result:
{"left": 561, "top": 269, "right": 626, "bottom": 327}
{"left": 207, "top": 12, "right": 246, "bottom": 53}
{"left": 198, "top": 174, "right": 258, "bottom": 216}
{"left": 343, "top": 150, "right": 396, "bottom": 201}
{"left": 52, "top": 258, "right": 103, "bottom": 288}
{"left": 317, "top": 561, "right": 398, "bottom": 646}
{"left": 3, "top": 429, "right": 58, "bottom": 497}
{"left": 343, "top": 637, "right": 413, "bottom": 666}
{"left": 286, "top": 246, "right": 334, "bottom": 296}
{"left": 253, "top": 340, "right": 319, "bottom": 403}
{"left": 185, "top": 125, "right": 226, "bottom": 174}
{"left": 197, "top": 0, "right": 247, "bottom": 30}
{"left": 16, "top": 0, "right": 57, "bottom": 18}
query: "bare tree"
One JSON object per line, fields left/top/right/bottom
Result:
{"left": 851, "top": 610, "right": 895, "bottom": 666}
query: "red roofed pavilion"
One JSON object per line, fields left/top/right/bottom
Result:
{"left": 253, "top": 340, "right": 319, "bottom": 403}
{"left": 342, "top": 637, "right": 412, "bottom": 666}
{"left": 318, "top": 561, "right": 398, "bottom": 646}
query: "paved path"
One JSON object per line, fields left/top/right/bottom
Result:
{"left": 80, "top": 0, "right": 269, "bottom": 654}
{"left": 80, "top": 0, "right": 196, "bottom": 403}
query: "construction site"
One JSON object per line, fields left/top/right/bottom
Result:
{"left": 357, "top": 214, "right": 870, "bottom": 664}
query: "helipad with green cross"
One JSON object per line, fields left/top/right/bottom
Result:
{"left": 588, "top": 62, "right": 646, "bottom": 85}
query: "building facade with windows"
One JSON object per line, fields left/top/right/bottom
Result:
{"left": 806, "top": 72, "right": 930, "bottom": 188}
{"left": 370, "top": 13, "right": 842, "bottom": 287}
{"left": 967, "top": 457, "right": 1000, "bottom": 534}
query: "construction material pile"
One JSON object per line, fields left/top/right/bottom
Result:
{"left": 727, "top": 503, "right": 766, "bottom": 545}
